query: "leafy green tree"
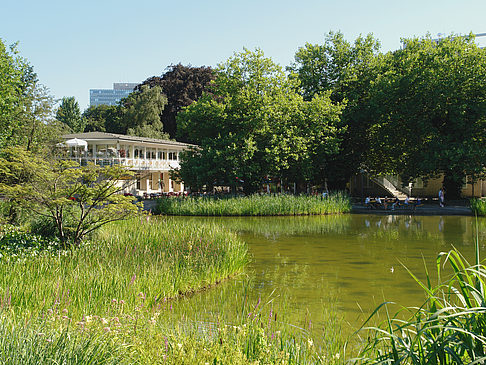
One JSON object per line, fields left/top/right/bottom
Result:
{"left": 56, "top": 96, "right": 85, "bottom": 133}
{"left": 0, "top": 40, "right": 35, "bottom": 149}
{"left": 177, "top": 49, "right": 344, "bottom": 193}
{"left": 82, "top": 104, "right": 124, "bottom": 134}
{"left": 289, "top": 31, "right": 382, "bottom": 186}
{"left": 367, "top": 34, "right": 486, "bottom": 198}
{"left": 0, "top": 147, "right": 140, "bottom": 246}
{"left": 121, "top": 85, "right": 168, "bottom": 139}
{"left": 136, "top": 64, "right": 215, "bottom": 139}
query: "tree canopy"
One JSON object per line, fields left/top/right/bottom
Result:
{"left": 56, "top": 96, "right": 84, "bottom": 133}
{"left": 366, "top": 35, "right": 486, "bottom": 198}
{"left": 176, "top": 49, "right": 344, "bottom": 193}
{"left": 136, "top": 64, "right": 215, "bottom": 140}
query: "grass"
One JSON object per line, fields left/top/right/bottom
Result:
{"left": 471, "top": 198, "right": 486, "bottom": 216}
{"left": 356, "top": 223, "right": 486, "bottom": 364}
{"left": 0, "top": 216, "right": 348, "bottom": 364}
{"left": 155, "top": 192, "right": 351, "bottom": 216}
{"left": 0, "top": 217, "right": 248, "bottom": 319}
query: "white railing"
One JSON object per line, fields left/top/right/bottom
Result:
{"left": 65, "top": 157, "right": 180, "bottom": 171}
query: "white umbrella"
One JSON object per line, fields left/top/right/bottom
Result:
{"left": 65, "top": 138, "right": 88, "bottom": 151}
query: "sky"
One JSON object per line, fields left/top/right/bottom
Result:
{"left": 2, "top": 0, "right": 486, "bottom": 111}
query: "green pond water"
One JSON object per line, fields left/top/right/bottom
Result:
{"left": 171, "top": 214, "right": 486, "bottom": 336}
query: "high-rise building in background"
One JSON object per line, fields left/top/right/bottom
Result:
{"left": 89, "top": 83, "right": 138, "bottom": 107}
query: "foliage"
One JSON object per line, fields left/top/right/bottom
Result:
{"left": 56, "top": 96, "right": 85, "bottom": 133}
{"left": 0, "top": 217, "right": 248, "bottom": 317}
{"left": 0, "top": 317, "right": 130, "bottom": 364}
{"left": 0, "top": 39, "right": 31, "bottom": 149}
{"left": 366, "top": 34, "right": 486, "bottom": 198}
{"left": 155, "top": 192, "right": 351, "bottom": 216}
{"left": 289, "top": 31, "right": 383, "bottom": 186}
{"left": 358, "top": 233, "right": 486, "bottom": 364}
{"left": 0, "top": 224, "right": 61, "bottom": 261}
{"left": 177, "top": 48, "right": 344, "bottom": 193}
{"left": 0, "top": 147, "right": 140, "bottom": 246}
{"left": 82, "top": 104, "right": 123, "bottom": 133}
{"left": 136, "top": 63, "right": 215, "bottom": 139}
{"left": 0, "top": 216, "right": 346, "bottom": 364}
{"left": 471, "top": 198, "right": 486, "bottom": 216}
{"left": 121, "top": 84, "right": 169, "bottom": 139}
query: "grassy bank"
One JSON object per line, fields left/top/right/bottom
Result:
{"left": 156, "top": 193, "right": 351, "bottom": 216}
{"left": 0, "top": 217, "right": 248, "bottom": 319}
{"left": 0, "top": 217, "right": 349, "bottom": 364}
{"left": 471, "top": 198, "right": 486, "bottom": 216}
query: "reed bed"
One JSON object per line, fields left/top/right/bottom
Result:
{"left": 357, "top": 229, "right": 486, "bottom": 364}
{"left": 156, "top": 192, "right": 351, "bottom": 216}
{"left": 471, "top": 198, "right": 486, "bottom": 216}
{"left": 0, "top": 217, "right": 248, "bottom": 319}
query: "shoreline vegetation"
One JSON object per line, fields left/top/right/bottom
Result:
{"left": 471, "top": 198, "right": 486, "bottom": 216}
{"left": 155, "top": 192, "right": 352, "bottom": 216}
{"left": 0, "top": 216, "right": 347, "bottom": 364}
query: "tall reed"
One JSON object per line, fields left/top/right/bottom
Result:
{"left": 357, "top": 227, "right": 486, "bottom": 364}
{"left": 0, "top": 217, "right": 248, "bottom": 319}
{"left": 471, "top": 198, "right": 486, "bottom": 216}
{"left": 156, "top": 193, "right": 351, "bottom": 216}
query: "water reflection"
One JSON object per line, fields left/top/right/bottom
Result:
{"left": 169, "top": 215, "right": 485, "bottom": 334}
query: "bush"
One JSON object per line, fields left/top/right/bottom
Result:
{"left": 471, "top": 198, "right": 486, "bottom": 216}
{"left": 0, "top": 224, "right": 61, "bottom": 260}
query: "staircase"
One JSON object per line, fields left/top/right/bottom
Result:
{"left": 370, "top": 175, "right": 410, "bottom": 199}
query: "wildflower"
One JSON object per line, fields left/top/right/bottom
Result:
{"left": 119, "top": 300, "right": 125, "bottom": 305}
{"left": 112, "top": 317, "right": 120, "bottom": 323}
{"left": 47, "top": 309, "right": 54, "bottom": 316}
{"left": 138, "top": 292, "right": 146, "bottom": 300}
{"left": 37, "top": 333, "right": 45, "bottom": 337}
{"left": 61, "top": 316, "right": 70, "bottom": 321}
{"left": 101, "top": 318, "right": 108, "bottom": 325}
{"left": 62, "top": 308, "right": 68, "bottom": 314}
{"left": 46, "top": 338, "right": 53, "bottom": 343}
{"left": 112, "top": 298, "right": 118, "bottom": 304}
{"left": 177, "top": 343, "right": 183, "bottom": 349}
{"left": 103, "top": 327, "right": 111, "bottom": 332}
{"left": 85, "top": 315, "right": 92, "bottom": 323}
{"left": 334, "top": 352, "right": 340, "bottom": 359}
{"left": 307, "top": 338, "right": 313, "bottom": 347}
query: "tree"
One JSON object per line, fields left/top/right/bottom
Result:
{"left": 82, "top": 104, "right": 124, "bottom": 134}
{"left": 367, "top": 34, "right": 486, "bottom": 198}
{"left": 0, "top": 147, "right": 140, "bottom": 246}
{"left": 121, "top": 85, "right": 168, "bottom": 139}
{"left": 176, "top": 49, "right": 344, "bottom": 193}
{"left": 56, "top": 96, "right": 85, "bottom": 132}
{"left": 136, "top": 64, "right": 215, "bottom": 139}
{"left": 288, "top": 31, "right": 382, "bottom": 186}
{"left": 0, "top": 39, "right": 36, "bottom": 149}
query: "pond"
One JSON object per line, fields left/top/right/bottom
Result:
{"left": 170, "top": 214, "right": 486, "bottom": 336}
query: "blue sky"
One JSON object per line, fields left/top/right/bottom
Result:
{"left": 2, "top": 0, "right": 486, "bottom": 110}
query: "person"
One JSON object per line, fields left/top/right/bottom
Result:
{"left": 391, "top": 197, "right": 400, "bottom": 210}
{"left": 364, "top": 196, "right": 371, "bottom": 209}
{"left": 438, "top": 187, "right": 445, "bottom": 207}
{"left": 375, "top": 196, "right": 382, "bottom": 208}
{"left": 404, "top": 195, "right": 410, "bottom": 208}
{"left": 413, "top": 197, "right": 424, "bottom": 211}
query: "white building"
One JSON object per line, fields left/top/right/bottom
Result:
{"left": 61, "top": 132, "right": 194, "bottom": 196}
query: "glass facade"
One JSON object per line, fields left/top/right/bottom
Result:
{"left": 89, "top": 83, "right": 138, "bottom": 106}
